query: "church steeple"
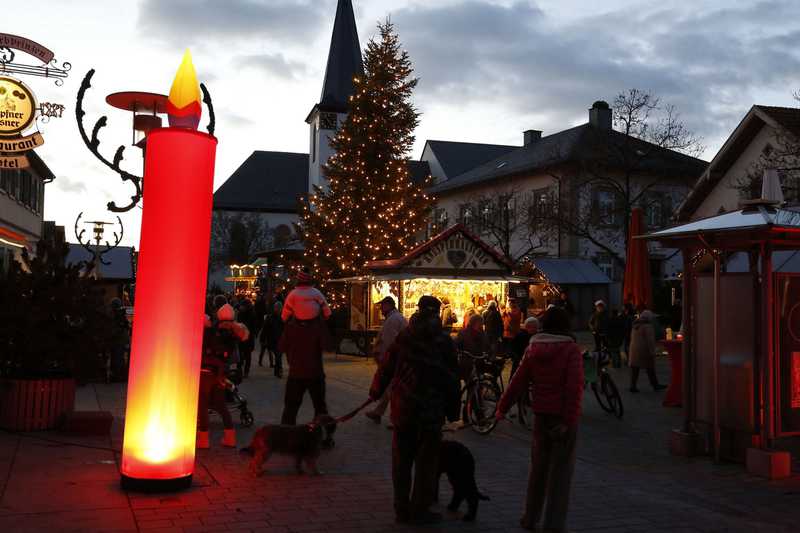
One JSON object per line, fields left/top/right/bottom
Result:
{"left": 306, "top": 0, "right": 363, "bottom": 194}
{"left": 319, "top": 0, "right": 363, "bottom": 112}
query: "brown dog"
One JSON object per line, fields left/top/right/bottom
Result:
{"left": 241, "top": 414, "right": 336, "bottom": 476}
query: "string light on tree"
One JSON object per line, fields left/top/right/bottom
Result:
{"left": 299, "top": 19, "right": 432, "bottom": 307}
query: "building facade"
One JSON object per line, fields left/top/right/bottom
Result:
{"left": 425, "top": 102, "right": 707, "bottom": 288}
{"left": 678, "top": 105, "right": 800, "bottom": 221}
{"left": 0, "top": 151, "right": 53, "bottom": 275}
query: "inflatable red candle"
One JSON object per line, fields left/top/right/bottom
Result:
{"left": 121, "top": 50, "right": 217, "bottom": 491}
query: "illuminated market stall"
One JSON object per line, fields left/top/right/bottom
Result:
{"left": 342, "top": 225, "right": 526, "bottom": 332}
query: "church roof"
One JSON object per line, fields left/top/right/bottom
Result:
{"left": 315, "top": 0, "right": 363, "bottom": 115}
{"left": 431, "top": 124, "right": 707, "bottom": 195}
{"left": 424, "top": 140, "right": 517, "bottom": 180}
{"left": 213, "top": 151, "right": 309, "bottom": 213}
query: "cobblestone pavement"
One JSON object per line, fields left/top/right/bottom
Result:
{"left": 2, "top": 348, "right": 800, "bottom": 532}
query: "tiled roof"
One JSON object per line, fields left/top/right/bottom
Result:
{"left": 755, "top": 105, "right": 800, "bottom": 137}
{"left": 213, "top": 151, "right": 309, "bottom": 213}
{"left": 425, "top": 140, "right": 517, "bottom": 180}
{"left": 431, "top": 124, "right": 707, "bottom": 195}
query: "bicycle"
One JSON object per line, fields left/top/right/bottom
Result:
{"left": 457, "top": 350, "right": 503, "bottom": 435}
{"left": 584, "top": 349, "right": 624, "bottom": 419}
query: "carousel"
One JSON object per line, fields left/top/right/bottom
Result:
{"left": 338, "top": 225, "right": 528, "bottom": 333}
{"left": 225, "top": 258, "right": 267, "bottom": 298}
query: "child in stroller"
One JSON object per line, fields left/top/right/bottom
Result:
{"left": 223, "top": 366, "right": 254, "bottom": 427}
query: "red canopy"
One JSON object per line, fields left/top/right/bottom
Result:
{"left": 622, "top": 207, "right": 652, "bottom": 310}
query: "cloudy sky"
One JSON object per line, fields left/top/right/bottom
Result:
{"left": 14, "top": 0, "right": 800, "bottom": 246}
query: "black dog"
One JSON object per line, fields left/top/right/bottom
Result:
{"left": 437, "top": 439, "right": 489, "bottom": 521}
{"left": 240, "top": 415, "right": 336, "bottom": 476}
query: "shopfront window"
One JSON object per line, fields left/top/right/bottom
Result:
{"left": 401, "top": 279, "right": 506, "bottom": 327}
{"left": 369, "top": 281, "right": 400, "bottom": 328}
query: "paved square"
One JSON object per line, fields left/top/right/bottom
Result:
{"left": 2, "top": 350, "right": 800, "bottom": 532}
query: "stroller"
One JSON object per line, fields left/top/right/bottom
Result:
{"left": 220, "top": 366, "right": 254, "bottom": 427}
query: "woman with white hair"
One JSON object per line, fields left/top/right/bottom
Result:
{"left": 628, "top": 309, "right": 667, "bottom": 393}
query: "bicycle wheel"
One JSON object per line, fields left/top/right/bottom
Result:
{"left": 601, "top": 372, "right": 624, "bottom": 419}
{"left": 468, "top": 379, "right": 501, "bottom": 435}
{"left": 517, "top": 386, "right": 533, "bottom": 430}
{"left": 592, "top": 380, "right": 614, "bottom": 414}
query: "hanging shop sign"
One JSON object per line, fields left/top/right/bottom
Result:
{"left": 0, "top": 76, "right": 37, "bottom": 135}
{"left": 0, "top": 34, "right": 69, "bottom": 168}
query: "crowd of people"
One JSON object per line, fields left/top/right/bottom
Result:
{"left": 193, "top": 277, "right": 676, "bottom": 530}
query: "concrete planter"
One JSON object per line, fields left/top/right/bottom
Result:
{"left": 0, "top": 377, "right": 76, "bottom": 431}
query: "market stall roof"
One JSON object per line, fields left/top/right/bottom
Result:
{"left": 365, "top": 224, "right": 513, "bottom": 275}
{"left": 640, "top": 202, "right": 800, "bottom": 250}
{"left": 531, "top": 258, "right": 611, "bottom": 285}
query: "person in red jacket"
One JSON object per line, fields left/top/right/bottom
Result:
{"left": 496, "top": 307, "right": 583, "bottom": 533}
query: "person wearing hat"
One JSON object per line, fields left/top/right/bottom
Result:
{"left": 365, "top": 296, "right": 408, "bottom": 425}
{"left": 281, "top": 268, "right": 332, "bottom": 322}
{"left": 278, "top": 269, "right": 332, "bottom": 437}
{"left": 588, "top": 300, "right": 609, "bottom": 352}
{"left": 370, "top": 296, "right": 460, "bottom": 525}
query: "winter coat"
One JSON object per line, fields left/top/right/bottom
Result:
{"left": 629, "top": 313, "right": 657, "bottom": 369}
{"left": 589, "top": 309, "right": 609, "bottom": 336}
{"left": 511, "top": 330, "right": 532, "bottom": 362}
{"left": 278, "top": 317, "right": 327, "bottom": 379}
{"left": 607, "top": 314, "right": 627, "bottom": 350}
{"left": 370, "top": 313, "right": 460, "bottom": 431}
{"left": 262, "top": 313, "right": 284, "bottom": 352}
{"left": 237, "top": 305, "right": 259, "bottom": 350}
{"left": 503, "top": 308, "right": 523, "bottom": 339}
{"left": 455, "top": 327, "right": 490, "bottom": 381}
{"left": 498, "top": 333, "right": 584, "bottom": 428}
{"left": 483, "top": 308, "right": 503, "bottom": 341}
{"left": 440, "top": 305, "right": 457, "bottom": 327}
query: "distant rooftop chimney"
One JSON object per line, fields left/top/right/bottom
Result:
{"left": 589, "top": 100, "right": 612, "bottom": 130}
{"left": 523, "top": 130, "right": 542, "bottom": 146}
{"left": 761, "top": 168, "right": 784, "bottom": 204}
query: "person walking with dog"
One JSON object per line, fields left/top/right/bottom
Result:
{"left": 365, "top": 296, "right": 407, "bottom": 426}
{"left": 278, "top": 270, "right": 332, "bottom": 446}
{"left": 370, "top": 296, "right": 460, "bottom": 525}
{"left": 198, "top": 303, "right": 249, "bottom": 449}
{"left": 496, "top": 307, "right": 583, "bottom": 532}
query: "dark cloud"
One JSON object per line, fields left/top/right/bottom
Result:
{"left": 234, "top": 53, "right": 309, "bottom": 80}
{"left": 391, "top": 0, "right": 800, "bottom": 151}
{"left": 137, "top": 0, "right": 329, "bottom": 45}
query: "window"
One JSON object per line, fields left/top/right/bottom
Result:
{"left": 458, "top": 204, "right": 474, "bottom": 230}
{"left": 593, "top": 188, "right": 619, "bottom": 226}
{"left": 311, "top": 124, "right": 317, "bottom": 163}
{"left": 477, "top": 199, "right": 493, "bottom": 233}
{"left": 427, "top": 208, "right": 448, "bottom": 238}
{"left": 643, "top": 192, "right": 673, "bottom": 229}
{"left": 528, "top": 187, "right": 554, "bottom": 221}
{"left": 1, "top": 169, "right": 17, "bottom": 198}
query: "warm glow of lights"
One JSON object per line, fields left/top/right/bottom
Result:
{"left": 167, "top": 49, "right": 202, "bottom": 129}
{"left": 120, "top": 113, "right": 217, "bottom": 482}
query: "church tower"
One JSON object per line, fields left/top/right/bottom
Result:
{"left": 305, "top": 0, "right": 363, "bottom": 194}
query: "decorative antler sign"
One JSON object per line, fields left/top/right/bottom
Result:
{"left": 0, "top": 33, "right": 69, "bottom": 168}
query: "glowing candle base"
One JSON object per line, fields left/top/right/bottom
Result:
{"left": 120, "top": 127, "right": 216, "bottom": 491}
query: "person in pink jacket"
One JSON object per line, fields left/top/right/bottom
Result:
{"left": 496, "top": 306, "right": 583, "bottom": 533}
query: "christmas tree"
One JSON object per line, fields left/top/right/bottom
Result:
{"left": 300, "top": 20, "right": 432, "bottom": 306}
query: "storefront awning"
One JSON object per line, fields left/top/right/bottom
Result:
{"left": 531, "top": 258, "right": 611, "bottom": 285}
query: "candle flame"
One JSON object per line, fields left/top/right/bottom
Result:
{"left": 167, "top": 49, "right": 202, "bottom": 129}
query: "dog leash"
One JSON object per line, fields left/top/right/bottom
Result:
{"left": 334, "top": 398, "right": 375, "bottom": 424}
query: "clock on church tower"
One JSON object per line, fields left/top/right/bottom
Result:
{"left": 320, "top": 112, "right": 338, "bottom": 130}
